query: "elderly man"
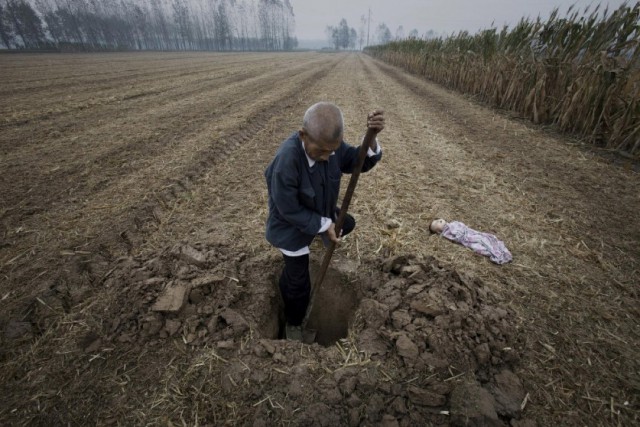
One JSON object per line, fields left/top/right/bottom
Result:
{"left": 264, "top": 102, "right": 385, "bottom": 340}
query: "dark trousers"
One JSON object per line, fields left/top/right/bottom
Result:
{"left": 279, "top": 213, "right": 355, "bottom": 325}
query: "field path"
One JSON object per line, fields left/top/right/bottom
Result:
{"left": 0, "top": 52, "right": 637, "bottom": 425}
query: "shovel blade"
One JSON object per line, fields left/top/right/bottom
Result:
{"left": 302, "top": 328, "right": 317, "bottom": 344}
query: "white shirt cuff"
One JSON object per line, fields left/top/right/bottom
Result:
{"left": 318, "top": 217, "right": 332, "bottom": 233}
{"left": 278, "top": 217, "right": 332, "bottom": 256}
{"left": 367, "top": 138, "right": 382, "bottom": 157}
{"left": 279, "top": 247, "right": 310, "bottom": 257}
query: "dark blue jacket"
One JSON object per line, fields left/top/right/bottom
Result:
{"left": 265, "top": 132, "right": 382, "bottom": 251}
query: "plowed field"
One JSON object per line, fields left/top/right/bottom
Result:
{"left": 1, "top": 52, "right": 638, "bottom": 426}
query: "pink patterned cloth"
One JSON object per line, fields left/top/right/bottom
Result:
{"left": 441, "top": 221, "right": 512, "bottom": 265}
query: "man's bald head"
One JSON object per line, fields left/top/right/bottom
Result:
{"left": 302, "top": 102, "right": 344, "bottom": 143}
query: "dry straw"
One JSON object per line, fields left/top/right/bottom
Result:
{"left": 365, "top": 3, "right": 640, "bottom": 157}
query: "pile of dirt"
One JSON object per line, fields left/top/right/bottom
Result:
{"left": 0, "top": 234, "right": 529, "bottom": 425}
{"left": 47, "top": 238, "right": 532, "bottom": 426}
{"left": 98, "top": 242, "right": 282, "bottom": 348}
{"left": 350, "top": 254, "right": 530, "bottom": 426}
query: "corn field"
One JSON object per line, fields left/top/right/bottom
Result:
{"left": 365, "top": 3, "right": 640, "bottom": 157}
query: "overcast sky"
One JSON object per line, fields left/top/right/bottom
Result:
{"left": 290, "top": 0, "right": 631, "bottom": 40}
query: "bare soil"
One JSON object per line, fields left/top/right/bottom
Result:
{"left": 0, "top": 52, "right": 638, "bottom": 426}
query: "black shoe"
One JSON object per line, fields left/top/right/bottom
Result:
{"left": 285, "top": 323, "right": 302, "bottom": 341}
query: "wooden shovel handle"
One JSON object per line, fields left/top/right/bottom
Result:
{"left": 301, "top": 127, "right": 378, "bottom": 330}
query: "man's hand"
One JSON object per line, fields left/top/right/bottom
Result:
{"left": 324, "top": 223, "right": 341, "bottom": 244}
{"left": 367, "top": 109, "right": 385, "bottom": 134}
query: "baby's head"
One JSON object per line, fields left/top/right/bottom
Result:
{"left": 429, "top": 218, "right": 447, "bottom": 234}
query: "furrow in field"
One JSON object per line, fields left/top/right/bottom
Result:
{"left": 0, "top": 53, "right": 293, "bottom": 100}
{"left": 0, "top": 52, "right": 252, "bottom": 81}
{"left": 127, "top": 54, "right": 365, "bottom": 252}
{"left": 0, "top": 55, "right": 346, "bottom": 306}
{"left": 0, "top": 54, "right": 310, "bottom": 129}
{"left": 0, "top": 55, "right": 332, "bottom": 224}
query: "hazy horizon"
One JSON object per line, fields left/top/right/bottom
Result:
{"left": 291, "top": 0, "right": 631, "bottom": 42}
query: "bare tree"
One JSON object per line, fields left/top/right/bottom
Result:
{"left": 0, "top": 0, "right": 297, "bottom": 52}
{"left": 327, "top": 18, "right": 355, "bottom": 50}
{"left": 151, "top": 0, "right": 173, "bottom": 49}
{"left": 172, "top": 0, "right": 190, "bottom": 50}
{"left": 4, "top": 0, "right": 46, "bottom": 48}
{"left": 349, "top": 27, "right": 357, "bottom": 50}
{"left": 215, "top": 0, "right": 232, "bottom": 50}
{"left": 282, "top": 0, "right": 295, "bottom": 50}
{"left": 376, "top": 22, "right": 391, "bottom": 45}
{"left": 0, "top": 1, "right": 16, "bottom": 48}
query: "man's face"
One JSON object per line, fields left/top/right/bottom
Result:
{"left": 300, "top": 130, "right": 341, "bottom": 162}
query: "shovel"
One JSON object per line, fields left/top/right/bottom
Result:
{"left": 301, "top": 126, "right": 378, "bottom": 343}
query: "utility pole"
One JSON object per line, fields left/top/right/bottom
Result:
{"left": 366, "top": 7, "right": 371, "bottom": 47}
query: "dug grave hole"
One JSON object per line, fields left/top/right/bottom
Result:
{"left": 304, "top": 258, "right": 362, "bottom": 346}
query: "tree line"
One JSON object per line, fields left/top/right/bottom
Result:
{"left": 0, "top": 0, "right": 297, "bottom": 51}
{"left": 326, "top": 16, "right": 429, "bottom": 51}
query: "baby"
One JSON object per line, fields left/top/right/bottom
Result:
{"left": 429, "top": 218, "right": 448, "bottom": 234}
{"left": 429, "top": 218, "right": 512, "bottom": 265}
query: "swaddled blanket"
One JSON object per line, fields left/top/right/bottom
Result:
{"left": 441, "top": 221, "right": 512, "bottom": 265}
